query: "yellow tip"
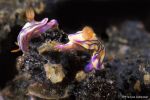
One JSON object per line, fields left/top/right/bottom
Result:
{"left": 26, "top": 8, "right": 35, "bottom": 22}
{"left": 82, "top": 26, "right": 95, "bottom": 40}
{"left": 11, "top": 48, "right": 20, "bottom": 53}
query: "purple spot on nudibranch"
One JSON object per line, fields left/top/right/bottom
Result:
{"left": 84, "top": 63, "right": 93, "bottom": 72}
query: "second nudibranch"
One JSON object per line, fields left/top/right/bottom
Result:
{"left": 56, "top": 26, "right": 105, "bottom": 72}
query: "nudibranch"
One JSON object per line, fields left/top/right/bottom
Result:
{"left": 17, "top": 8, "right": 58, "bottom": 53}
{"left": 56, "top": 26, "right": 105, "bottom": 72}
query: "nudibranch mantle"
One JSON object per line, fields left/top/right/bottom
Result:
{"left": 17, "top": 18, "right": 58, "bottom": 53}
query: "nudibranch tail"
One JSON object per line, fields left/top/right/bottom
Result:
{"left": 85, "top": 49, "right": 105, "bottom": 72}
{"left": 11, "top": 48, "right": 20, "bottom": 53}
{"left": 10, "top": 42, "right": 20, "bottom": 53}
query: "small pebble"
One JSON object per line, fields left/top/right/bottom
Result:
{"left": 75, "top": 70, "right": 87, "bottom": 82}
{"left": 144, "top": 73, "right": 150, "bottom": 85}
{"left": 44, "top": 63, "right": 65, "bottom": 84}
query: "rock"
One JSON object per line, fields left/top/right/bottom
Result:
{"left": 38, "top": 41, "right": 60, "bottom": 54}
{"left": 144, "top": 73, "right": 150, "bottom": 85}
{"left": 28, "top": 83, "right": 59, "bottom": 99}
{"left": 75, "top": 70, "right": 87, "bottom": 82}
{"left": 119, "top": 45, "right": 130, "bottom": 55}
{"left": 16, "top": 56, "right": 25, "bottom": 71}
{"left": 44, "top": 63, "right": 65, "bottom": 84}
{"left": 28, "top": 82, "right": 70, "bottom": 99}
{"left": 74, "top": 72, "right": 117, "bottom": 99}
{"left": 3, "top": 24, "right": 11, "bottom": 33}
{"left": 134, "top": 80, "right": 141, "bottom": 92}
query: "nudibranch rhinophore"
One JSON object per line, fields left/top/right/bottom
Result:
{"left": 17, "top": 8, "right": 58, "bottom": 53}
{"left": 56, "top": 26, "right": 105, "bottom": 72}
